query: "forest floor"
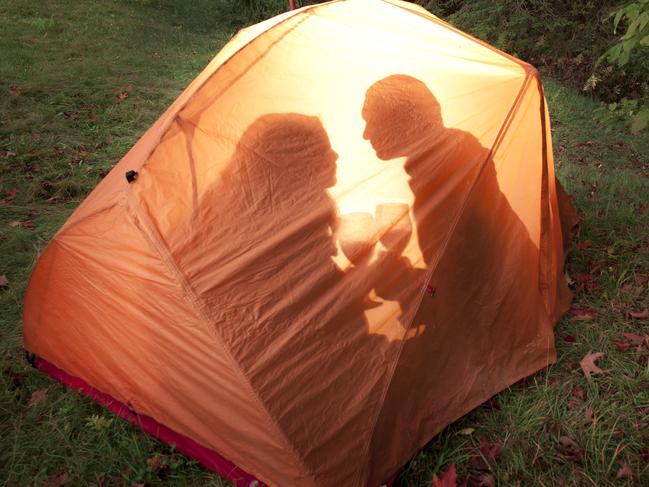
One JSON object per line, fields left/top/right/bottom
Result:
{"left": 1, "top": 1, "right": 648, "bottom": 485}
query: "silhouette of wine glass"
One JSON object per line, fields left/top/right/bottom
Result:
{"left": 338, "top": 212, "right": 376, "bottom": 265}
{"left": 338, "top": 211, "right": 383, "bottom": 309}
{"left": 375, "top": 203, "right": 412, "bottom": 256}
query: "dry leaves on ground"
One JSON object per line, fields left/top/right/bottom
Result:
{"left": 43, "top": 471, "right": 70, "bottom": 487}
{"left": 27, "top": 389, "right": 48, "bottom": 408}
{"left": 432, "top": 464, "right": 467, "bottom": 487}
{"left": 579, "top": 351, "right": 604, "bottom": 381}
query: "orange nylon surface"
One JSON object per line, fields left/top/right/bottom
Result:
{"left": 23, "top": 1, "right": 573, "bottom": 485}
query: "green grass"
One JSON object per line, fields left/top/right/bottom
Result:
{"left": 1, "top": 1, "right": 648, "bottom": 486}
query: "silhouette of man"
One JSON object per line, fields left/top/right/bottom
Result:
{"left": 362, "top": 74, "right": 490, "bottom": 268}
{"left": 360, "top": 75, "right": 557, "bottom": 483}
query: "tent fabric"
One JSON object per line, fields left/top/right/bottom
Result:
{"left": 23, "top": 0, "right": 574, "bottom": 485}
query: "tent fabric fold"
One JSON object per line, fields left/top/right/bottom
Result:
{"left": 23, "top": 1, "right": 574, "bottom": 485}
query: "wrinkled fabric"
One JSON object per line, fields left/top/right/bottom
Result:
{"left": 23, "top": 1, "right": 573, "bottom": 486}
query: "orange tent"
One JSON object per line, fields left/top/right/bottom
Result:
{"left": 23, "top": 0, "right": 576, "bottom": 485}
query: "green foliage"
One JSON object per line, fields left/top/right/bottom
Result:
{"left": 420, "top": 0, "right": 649, "bottom": 133}
{"left": 215, "top": 0, "right": 321, "bottom": 29}
{"left": 436, "top": 1, "right": 621, "bottom": 89}
{"left": 598, "top": 0, "right": 649, "bottom": 132}
{"left": 604, "top": 0, "right": 649, "bottom": 67}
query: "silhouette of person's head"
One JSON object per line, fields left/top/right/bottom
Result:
{"left": 230, "top": 113, "right": 338, "bottom": 194}
{"left": 362, "top": 74, "right": 443, "bottom": 160}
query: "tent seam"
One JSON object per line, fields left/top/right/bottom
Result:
{"left": 122, "top": 2, "right": 347, "bottom": 482}
{"left": 536, "top": 78, "right": 555, "bottom": 316}
{"left": 358, "top": 72, "right": 534, "bottom": 485}
{"left": 123, "top": 191, "right": 319, "bottom": 486}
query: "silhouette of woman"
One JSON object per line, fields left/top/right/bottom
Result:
{"left": 192, "top": 113, "right": 396, "bottom": 481}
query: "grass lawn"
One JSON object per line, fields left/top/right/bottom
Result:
{"left": 1, "top": 0, "right": 648, "bottom": 485}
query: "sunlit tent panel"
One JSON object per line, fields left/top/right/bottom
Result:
{"left": 23, "top": 0, "right": 575, "bottom": 485}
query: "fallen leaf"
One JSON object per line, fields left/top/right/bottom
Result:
{"left": 457, "top": 427, "right": 475, "bottom": 436}
{"left": 27, "top": 389, "right": 47, "bottom": 407}
{"left": 577, "top": 240, "right": 592, "bottom": 250}
{"left": 8, "top": 219, "right": 36, "bottom": 229}
{"left": 568, "top": 397, "right": 580, "bottom": 410}
{"left": 4, "top": 188, "right": 17, "bottom": 202}
{"left": 147, "top": 453, "right": 164, "bottom": 471}
{"left": 615, "top": 341, "right": 631, "bottom": 351}
{"left": 589, "top": 260, "right": 602, "bottom": 272}
{"left": 43, "top": 471, "right": 70, "bottom": 487}
{"left": 543, "top": 421, "right": 562, "bottom": 437}
{"left": 1, "top": 149, "right": 16, "bottom": 158}
{"left": 616, "top": 462, "right": 637, "bottom": 481}
{"left": 584, "top": 407, "right": 594, "bottom": 424}
{"left": 629, "top": 309, "right": 649, "bottom": 319}
{"left": 432, "top": 464, "right": 466, "bottom": 487}
{"left": 0, "top": 275, "right": 8, "bottom": 288}
{"left": 467, "top": 472, "right": 495, "bottom": 487}
{"left": 641, "top": 447, "right": 649, "bottom": 465}
{"left": 117, "top": 91, "right": 129, "bottom": 101}
{"left": 576, "top": 140, "right": 597, "bottom": 148}
{"left": 85, "top": 414, "right": 113, "bottom": 430}
{"left": 569, "top": 308, "right": 596, "bottom": 320}
{"left": 579, "top": 351, "right": 604, "bottom": 381}
{"left": 577, "top": 274, "right": 600, "bottom": 292}
{"left": 9, "top": 85, "right": 21, "bottom": 97}
{"left": 557, "top": 435, "right": 584, "bottom": 463}
{"left": 572, "top": 385, "right": 585, "bottom": 400}
{"left": 564, "top": 335, "right": 577, "bottom": 343}
{"left": 470, "top": 438, "right": 502, "bottom": 471}
{"left": 622, "top": 333, "right": 646, "bottom": 347}
{"left": 63, "top": 111, "right": 77, "bottom": 120}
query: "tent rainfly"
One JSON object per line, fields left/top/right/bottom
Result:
{"left": 23, "top": 0, "right": 578, "bottom": 485}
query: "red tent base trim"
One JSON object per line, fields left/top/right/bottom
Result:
{"left": 32, "top": 355, "right": 261, "bottom": 486}
{"left": 31, "top": 355, "right": 399, "bottom": 486}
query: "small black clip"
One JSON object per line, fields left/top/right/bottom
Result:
{"left": 125, "top": 170, "right": 138, "bottom": 183}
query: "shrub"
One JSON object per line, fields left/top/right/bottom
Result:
{"left": 414, "top": 1, "right": 648, "bottom": 110}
